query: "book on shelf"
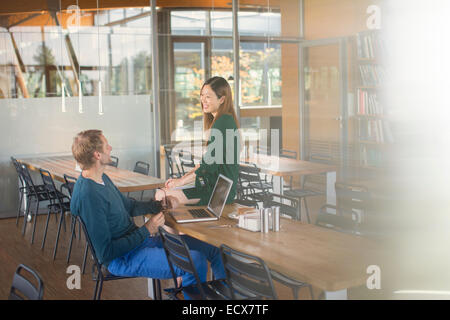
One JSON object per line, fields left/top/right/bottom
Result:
{"left": 357, "top": 88, "right": 382, "bottom": 115}
{"left": 359, "top": 65, "right": 385, "bottom": 86}
{"left": 356, "top": 31, "right": 384, "bottom": 59}
{"left": 359, "top": 119, "right": 393, "bottom": 144}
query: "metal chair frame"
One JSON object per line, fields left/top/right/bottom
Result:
{"left": 9, "top": 264, "right": 44, "bottom": 300}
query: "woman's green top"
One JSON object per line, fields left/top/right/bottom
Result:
{"left": 183, "top": 113, "right": 240, "bottom": 205}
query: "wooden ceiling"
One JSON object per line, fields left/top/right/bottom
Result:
{"left": 0, "top": 0, "right": 278, "bottom": 15}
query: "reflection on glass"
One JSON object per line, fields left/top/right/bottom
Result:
{"left": 173, "top": 42, "right": 205, "bottom": 141}
{"left": 240, "top": 42, "right": 281, "bottom": 107}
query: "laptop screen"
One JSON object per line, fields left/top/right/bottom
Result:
{"left": 207, "top": 174, "right": 232, "bottom": 217}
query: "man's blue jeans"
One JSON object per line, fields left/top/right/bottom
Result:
{"left": 107, "top": 235, "right": 226, "bottom": 292}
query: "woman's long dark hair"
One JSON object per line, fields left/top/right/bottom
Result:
{"left": 201, "top": 76, "right": 240, "bottom": 131}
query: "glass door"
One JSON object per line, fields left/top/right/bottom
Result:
{"left": 300, "top": 38, "right": 350, "bottom": 179}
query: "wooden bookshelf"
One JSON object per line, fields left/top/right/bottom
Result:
{"left": 354, "top": 30, "right": 392, "bottom": 176}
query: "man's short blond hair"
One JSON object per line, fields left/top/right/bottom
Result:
{"left": 72, "top": 130, "right": 104, "bottom": 170}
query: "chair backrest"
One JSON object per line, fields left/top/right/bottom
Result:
{"left": 63, "top": 174, "right": 77, "bottom": 197}
{"left": 9, "top": 264, "right": 44, "bottom": 300}
{"left": 280, "top": 149, "right": 297, "bottom": 160}
{"left": 158, "top": 226, "right": 206, "bottom": 299}
{"left": 39, "top": 169, "right": 65, "bottom": 205}
{"left": 178, "top": 151, "right": 195, "bottom": 175}
{"left": 263, "top": 193, "right": 299, "bottom": 220}
{"left": 238, "top": 162, "right": 266, "bottom": 195}
{"left": 164, "top": 145, "right": 182, "bottom": 178}
{"left": 133, "top": 161, "right": 150, "bottom": 175}
{"left": 11, "top": 157, "right": 25, "bottom": 186}
{"left": 315, "top": 208, "right": 357, "bottom": 234}
{"left": 109, "top": 156, "right": 119, "bottom": 168}
{"left": 220, "top": 244, "right": 277, "bottom": 300}
{"left": 335, "top": 182, "right": 370, "bottom": 222}
{"left": 18, "top": 163, "right": 38, "bottom": 193}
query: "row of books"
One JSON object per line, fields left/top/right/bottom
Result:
{"left": 356, "top": 32, "right": 384, "bottom": 59}
{"left": 357, "top": 89, "right": 382, "bottom": 115}
{"left": 359, "top": 119, "right": 394, "bottom": 144}
{"left": 360, "top": 145, "right": 384, "bottom": 168}
{"left": 359, "top": 65, "right": 385, "bottom": 87}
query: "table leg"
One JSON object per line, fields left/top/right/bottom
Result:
{"left": 272, "top": 175, "right": 284, "bottom": 195}
{"left": 326, "top": 171, "right": 336, "bottom": 206}
{"left": 324, "top": 289, "right": 347, "bottom": 300}
{"left": 148, "top": 278, "right": 156, "bottom": 299}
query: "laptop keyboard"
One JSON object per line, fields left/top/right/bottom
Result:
{"left": 188, "top": 209, "right": 211, "bottom": 218}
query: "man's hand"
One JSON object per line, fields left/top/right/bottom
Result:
{"left": 145, "top": 212, "right": 165, "bottom": 235}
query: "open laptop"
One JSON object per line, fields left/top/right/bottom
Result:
{"left": 168, "top": 174, "right": 233, "bottom": 224}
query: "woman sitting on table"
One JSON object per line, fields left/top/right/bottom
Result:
{"left": 156, "top": 76, "right": 240, "bottom": 206}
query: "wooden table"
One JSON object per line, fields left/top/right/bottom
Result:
{"left": 17, "top": 155, "right": 165, "bottom": 192}
{"left": 159, "top": 203, "right": 383, "bottom": 300}
{"left": 244, "top": 154, "right": 337, "bottom": 205}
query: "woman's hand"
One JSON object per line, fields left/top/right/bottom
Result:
{"left": 165, "top": 178, "right": 181, "bottom": 189}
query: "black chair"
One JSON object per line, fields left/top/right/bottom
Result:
{"left": 109, "top": 156, "right": 119, "bottom": 168}
{"left": 315, "top": 206, "right": 358, "bottom": 234}
{"left": 63, "top": 174, "right": 88, "bottom": 267}
{"left": 127, "top": 161, "right": 150, "bottom": 200}
{"left": 76, "top": 215, "right": 161, "bottom": 300}
{"left": 164, "top": 145, "right": 182, "bottom": 179}
{"left": 9, "top": 264, "right": 44, "bottom": 300}
{"left": 238, "top": 162, "right": 272, "bottom": 205}
{"left": 159, "top": 226, "right": 230, "bottom": 300}
{"left": 279, "top": 149, "right": 297, "bottom": 190}
{"left": 18, "top": 163, "right": 57, "bottom": 242}
{"left": 39, "top": 169, "right": 71, "bottom": 260}
{"left": 270, "top": 269, "right": 314, "bottom": 300}
{"left": 334, "top": 182, "right": 370, "bottom": 224}
{"left": 262, "top": 193, "right": 301, "bottom": 220}
{"left": 220, "top": 244, "right": 277, "bottom": 300}
{"left": 10, "top": 157, "right": 42, "bottom": 226}
{"left": 178, "top": 151, "right": 196, "bottom": 176}
{"left": 283, "top": 153, "right": 332, "bottom": 223}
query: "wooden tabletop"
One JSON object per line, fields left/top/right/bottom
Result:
{"left": 244, "top": 154, "right": 337, "bottom": 177}
{"left": 18, "top": 155, "right": 165, "bottom": 192}
{"left": 157, "top": 203, "right": 383, "bottom": 293}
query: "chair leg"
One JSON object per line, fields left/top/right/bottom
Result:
{"left": 22, "top": 196, "right": 31, "bottom": 236}
{"left": 309, "top": 285, "right": 315, "bottom": 300}
{"left": 293, "top": 287, "right": 299, "bottom": 300}
{"left": 82, "top": 243, "right": 89, "bottom": 274}
{"left": 41, "top": 207, "right": 52, "bottom": 250}
{"left": 152, "top": 279, "right": 162, "bottom": 300}
{"left": 67, "top": 216, "right": 76, "bottom": 264}
{"left": 304, "top": 198, "right": 311, "bottom": 224}
{"left": 52, "top": 210, "right": 64, "bottom": 260}
{"left": 93, "top": 278, "right": 100, "bottom": 300}
{"left": 30, "top": 199, "right": 40, "bottom": 244}
{"left": 97, "top": 278, "right": 104, "bottom": 300}
{"left": 16, "top": 191, "right": 23, "bottom": 226}
{"left": 296, "top": 198, "right": 302, "bottom": 221}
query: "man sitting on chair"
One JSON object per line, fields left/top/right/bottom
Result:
{"left": 70, "top": 130, "right": 225, "bottom": 292}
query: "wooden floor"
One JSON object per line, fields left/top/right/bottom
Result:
{"left": 0, "top": 211, "right": 318, "bottom": 300}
